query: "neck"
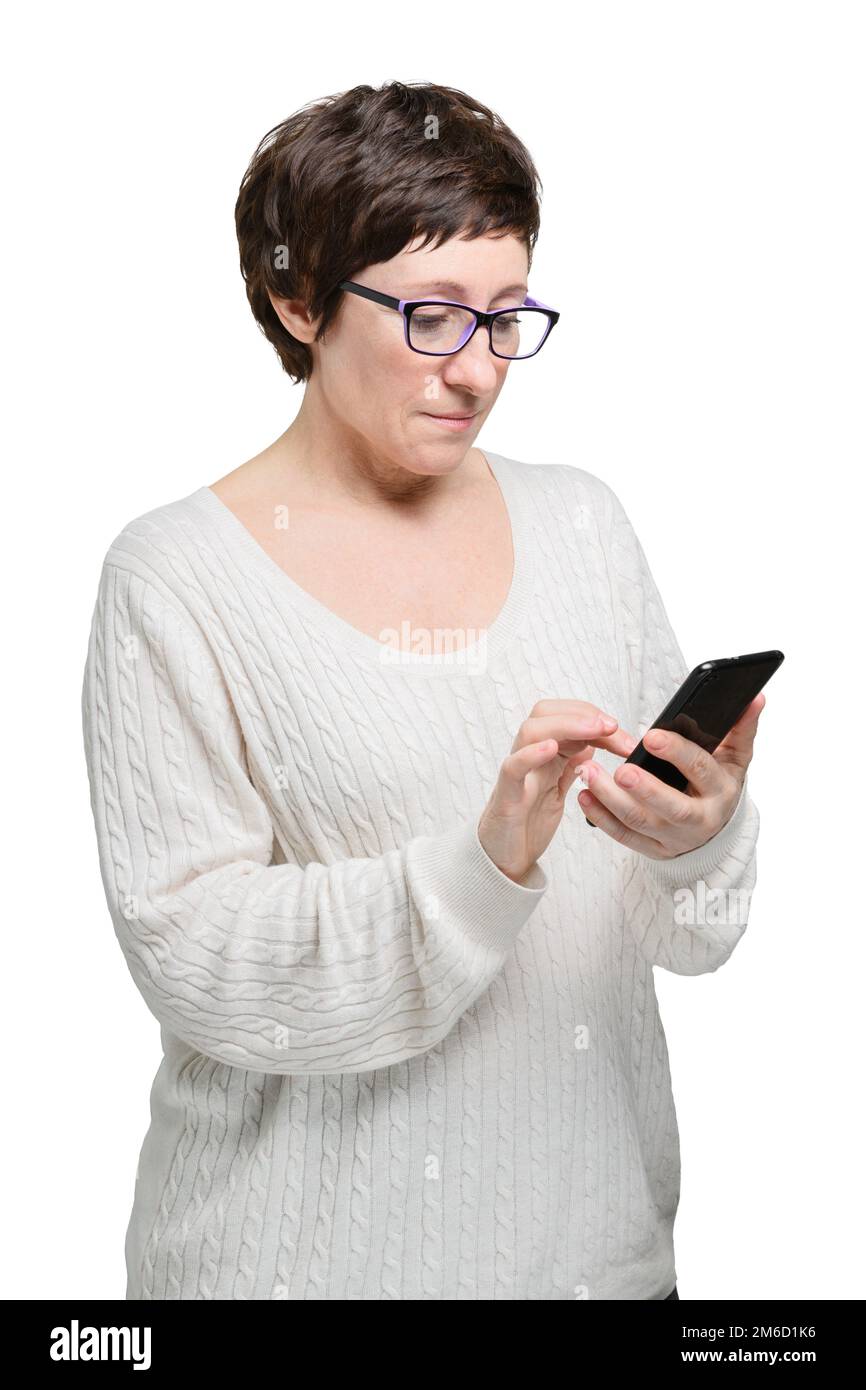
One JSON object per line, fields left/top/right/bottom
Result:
{"left": 268, "top": 395, "right": 487, "bottom": 512}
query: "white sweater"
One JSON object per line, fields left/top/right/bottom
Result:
{"left": 81, "top": 450, "right": 758, "bottom": 1301}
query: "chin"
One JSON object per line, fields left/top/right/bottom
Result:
{"left": 404, "top": 456, "right": 467, "bottom": 478}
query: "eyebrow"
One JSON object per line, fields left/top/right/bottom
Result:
{"left": 402, "top": 280, "right": 528, "bottom": 301}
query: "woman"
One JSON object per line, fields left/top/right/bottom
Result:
{"left": 81, "top": 81, "right": 763, "bottom": 1301}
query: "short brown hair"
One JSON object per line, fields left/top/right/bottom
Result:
{"left": 234, "top": 81, "right": 544, "bottom": 384}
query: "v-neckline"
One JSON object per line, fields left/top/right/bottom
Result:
{"left": 191, "top": 448, "right": 534, "bottom": 677}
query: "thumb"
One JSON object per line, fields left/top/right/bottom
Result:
{"left": 713, "top": 692, "right": 766, "bottom": 772}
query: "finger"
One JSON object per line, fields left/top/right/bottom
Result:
{"left": 553, "top": 727, "right": 637, "bottom": 759}
{"left": 514, "top": 714, "right": 618, "bottom": 752}
{"left": 580, "top": 726, "right": 656, "bottom": 824}
{"left": 498, "top": 739, "right": 561, "bottom": 806}
{"left": 611, "top": 758, "right": 703, "bottom": 831}
{"left": 578, "top": 760, "right": 674, "bottom": 838}
{"left": 589, "top": 726, "right": 638, "bottom": 758}
{"left": 528, "top": 706, "right": 640, "bottom": 759}
{"left": 713, "top": 693, "right": 765, "bottom": 771}
{"left": 557, "top": 758, "right": 583, "bottom": 799}
{"left": 576, "top": 786, "right": 670, "bottom": 858}
{"left": 570, "top": 728, "right": 642, "bottom": 820}
{"left": 618, "top": 728, "right": 642, "bottom": 755}
{"left": 639, "top": 727, "right": 727, "bottom": 797}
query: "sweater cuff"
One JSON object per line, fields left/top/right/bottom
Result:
{"left": 408, "top": 819, "right": 549, "bottom": 954}
{"left": 640, "top": 774, "right": 754, "bottom": 889}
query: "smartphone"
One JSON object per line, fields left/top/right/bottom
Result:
{"left": 586, "top": 649, "right": 784, "bottom": 822}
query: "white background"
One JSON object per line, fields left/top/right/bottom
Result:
{"left": 2, "top": 0, "right": 862, "bottom": 1299}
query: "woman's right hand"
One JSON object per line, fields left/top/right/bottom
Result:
{"left": 477, "top": 700, "right": 637, "bottom": 883}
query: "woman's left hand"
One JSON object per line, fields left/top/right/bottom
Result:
{"left": 575, "top": 693, "right": 766, "bottom": 860}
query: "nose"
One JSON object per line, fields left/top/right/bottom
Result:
{"left": 439, "top": 324, "right": 503, "bottom": 395}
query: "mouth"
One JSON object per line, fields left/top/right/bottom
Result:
{"left": 421, "top": 410, "right": 479, "bottom": 431}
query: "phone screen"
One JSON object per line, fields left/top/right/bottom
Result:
{"left": 621, "top": 650, "right": 784, "bottom": 793}
{"left": 668, "top": 662, "right": 776, "bottom": 753}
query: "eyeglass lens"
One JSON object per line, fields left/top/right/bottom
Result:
{"left": 408, "top": 305, "right": 549, "bottom": 358}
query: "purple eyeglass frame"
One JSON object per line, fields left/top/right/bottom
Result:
{"left": 337, "top": 280, "right": 561, "bottom": 359}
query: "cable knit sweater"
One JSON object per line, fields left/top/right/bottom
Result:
{"left": 81, "top": 449, "right": 759, "bottom": 1301}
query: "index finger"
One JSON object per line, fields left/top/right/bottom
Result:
{"left": 593, "top": 726, "right": 640, "bottom": 758}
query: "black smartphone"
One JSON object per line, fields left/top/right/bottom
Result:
{"left": 586, "top": 649, "right": 785, "bottom": 822}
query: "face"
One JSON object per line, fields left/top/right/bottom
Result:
{"left": 269, "top": 231, "right": 530, "bottom": 480}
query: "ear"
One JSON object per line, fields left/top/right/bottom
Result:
{"left": 267, "top": 289, "right": 321, "bottom": 343}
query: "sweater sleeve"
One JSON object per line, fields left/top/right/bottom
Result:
{"left": 81, "top": 562, "right": 548, "bottom": 1074}
{"left": 601, "top": 482, "right": 760, "bottom": 976}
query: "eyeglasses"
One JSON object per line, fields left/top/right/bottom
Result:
{"left": 338, "top": 281, "right": 560, "bottom": 360}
